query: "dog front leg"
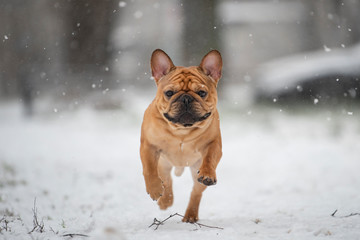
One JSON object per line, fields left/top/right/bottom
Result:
{"left": 183, "top": 161, "right": 207, "bottom": 223}
{"left": 197, "top": 140, "right": 222, "bottom": 186}
{"left": 157, "top": 158, "right": 174, "bottom": 210}
{"left": 140, "top": 141, "right": 164, "bottom": 200}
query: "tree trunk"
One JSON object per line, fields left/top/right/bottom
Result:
{"left": 182, "top": 0, "right": 220, "bottom": 66}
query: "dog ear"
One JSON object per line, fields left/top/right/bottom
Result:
{"left": 151, "top": 49, "right": 175, "bottom": 84}
{"left": 199, "top": 50, "right": 222, "bottom": 83}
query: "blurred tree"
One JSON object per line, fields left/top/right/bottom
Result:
{"left": 0, "top": 0, "right": 58, "bottom": 115}
{"left": 60, "top": 0, "right": 118, "bottom": 79}
{"left": 182, "top": 0, "right": 220, "bottom": 66}
{"left": 311, "top": 0, "right": 360, "bottom": 48}
{"left": 56, "top": 0, "right": 118, "bottom": 91}
{"left": 0, "top": 0, "right": 120, "bottom": 114}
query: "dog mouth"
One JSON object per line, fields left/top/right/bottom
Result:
{"left": 164, "top": 112, "right": 211, "bottom": 127}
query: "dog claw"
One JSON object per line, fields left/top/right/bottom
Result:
{"left": 182, "top": 216, "right": 198, "bottom": 223}
{"left": 197, "top": 169, "right": 217, "bottom": 186}
{"left": 146, "top": 177, "right": 164, "bottom": 200}
{"left": 150, "top": 193, "right": 163, "bottom": 201}
{"left": 197, "top": 176, "right": 217, "bottom": 186}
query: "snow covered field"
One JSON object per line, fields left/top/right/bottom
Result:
{"left": 1, "top": 96, "right": 360, "bottom": 239}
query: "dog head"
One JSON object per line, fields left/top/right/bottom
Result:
{"left": 150, "top": 49, "right": 222, "bottom": 128}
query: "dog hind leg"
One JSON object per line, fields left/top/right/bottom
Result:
{"left": 182, "top": 161, "right": 207, "bottom": 223}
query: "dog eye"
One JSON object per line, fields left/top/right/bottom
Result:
{"left": 165, "top": 90, "right": 174, "bottom": 98}
{"left": 197, "top": 90, "right": 207, "bottom": 98}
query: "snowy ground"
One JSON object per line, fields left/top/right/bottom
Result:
{"left": 1, "top": 95, "right": 360, "bottom": 240}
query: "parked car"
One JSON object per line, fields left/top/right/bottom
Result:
{"left": 254, "top": 43, "right": 360, "bottom": 104}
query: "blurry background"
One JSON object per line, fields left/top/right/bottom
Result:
{"left": 1, "top": 1, "right": 360, "bottom": 238}
{"left": 1, "top": 0, "right": 359, "bottom": 115}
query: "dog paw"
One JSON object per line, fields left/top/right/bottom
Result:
{"left": 157, "top": 192, "right": 174, "bottom": 210}
{"left": 146, "top": 177, "right": 164, "bottom": 201}
{"left": 197, "top": 169, "right": 217, "bottom": 186}
{"left": 182, "top": 212, "right": 198, "bottom": 223}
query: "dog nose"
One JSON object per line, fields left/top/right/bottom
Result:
{"left": 179, "top": 94, "right": 194, "bottom": 106}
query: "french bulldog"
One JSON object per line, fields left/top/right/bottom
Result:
{"left": 140, "top": 49, "right": 222, "bottom": 223}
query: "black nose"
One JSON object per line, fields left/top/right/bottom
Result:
{"left": 179, "top": 94, "right": 194, "bottom": 106}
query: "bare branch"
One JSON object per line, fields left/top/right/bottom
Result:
{"left": 61, "top": 233, "right": 90, "bottom": 238}
{"left": 0, "top": 216, "right": 11, "bottom": 233}
{"left": 149, "top": 213, "right": 224, "bottom": 230}
{"left": 331, "top": 209, "right": 338, "bottom": 217}
{"left": 28, "top": 198, "right": 45, "bottom": 234}
{"left": 49, "top": 226, "right": 59, "bottom": 235}
{"left": 331, "top": 209, "right": 360, "bottom": 218}
{"left": 148, "top": 213, "right": 181, "bottom": 230}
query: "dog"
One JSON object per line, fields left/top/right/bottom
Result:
{"left": 140, "top": 49, "right": 222, "bottom": 223}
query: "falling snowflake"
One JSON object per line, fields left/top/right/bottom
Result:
{"left": 134, "top": 11, "right": 143, "bottom": 19}
{"left": 323, "top": 45, "right": 331, "bottom": 52}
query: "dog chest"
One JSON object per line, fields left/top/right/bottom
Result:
{"left": 160, "top": 140, "right": 202, "bottom": 167}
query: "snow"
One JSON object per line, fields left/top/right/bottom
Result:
{"left": 119, "top": 1, "right": 127, "bottom": 8}
{"left": 323, "top": 45, "right": 332, "bottom": 52}
{"left": 1, "top": 98, "right": 360, "bottom": 239}
{"left": 134, "top": 11, "right": 143, "bottom": 19}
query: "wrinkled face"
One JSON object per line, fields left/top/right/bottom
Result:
{"left": 150, "top": 49, "right": 222, "bottom": 129}
{"left": 156, "top": 67, "right": 218, "bottom": 128}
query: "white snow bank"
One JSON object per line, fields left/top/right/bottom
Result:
{"left": 0, "top": 100, "right": 359, "bottom": 239}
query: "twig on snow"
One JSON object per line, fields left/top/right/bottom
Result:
{"left": 149, "top": 213, "right": 224, "bottom": 230}
{"left": 28, "top": 198, "right": 45, "bottom": 234}
{"left": 331, "top": 209, "right": 360, "bottom": 218}
{"left": 26, "top": 198, "right": 89, "bottom": 238}
{"left": 61, "top": 233, "right": 90, "bottom": 238}
{"left": 148, "top": 213, "right": 181, "bottom": 230}
{"left": 49, "top": 226, "right": 59, "bottom": 235}
{"left": 0, "top": 216, "right": 10, "bottom": 232}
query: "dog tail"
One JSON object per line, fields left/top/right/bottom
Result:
{"left": 174, "top": 167, "right": 184, "bottom": 177}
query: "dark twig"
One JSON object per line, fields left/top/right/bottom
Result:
{"left": 148, "top": 213, "right": 182, "bottom": 230}
{"left": 0, "top": 216, "right": 4, "bottom": 232}
{"left": 28, "top": 198, "right": 45, "bottom": 234}
{"left": 0, "top": 216, "right": 10, "bottom": 232}
{"left": 26, "top": 198, "right": 89, "bottom": 238}
{"left": 4, "top": 219, "right": 9, "bottom": 232}
{"left": 49, "top": 226, "right": 59, "bottom": 235}
{"left": 331, "top": 209, "right": 338, "bottom": 217}
{"left": 61, "top": 233, "right": 90, "bottom": 238}
{"left": 149, "top": 213, "right": 224, "bottom": 230}
{"left": 331, "top": 209, "right": 360, "bottom": 218}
